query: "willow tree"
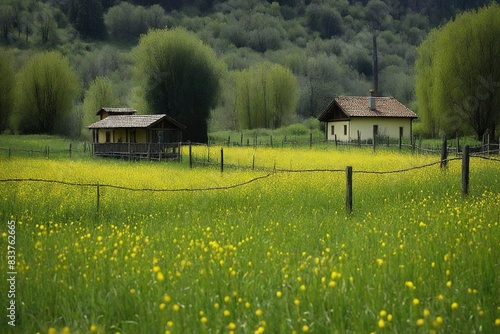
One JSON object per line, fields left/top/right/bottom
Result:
{"left": 0, "top": 49, "right": 14, "bottom": 131}
{"left": 83, "top": 76, "right": 118, "bottom": 127}
{"left": 415, "top": 4, "right": 500, "bottom": 139}
{"left": 14, "top": 51, "right": 79, "bottom": 134}
{"left": 235, "top": 62, "right": 298, "bottom": 129}
{"left": 133, "top": 28, "right": 225, "bottom": 143}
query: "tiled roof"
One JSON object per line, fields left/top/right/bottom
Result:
{"left": 336, "top": 96, "right": 417, "bottom": 118}
{"left": 87, "top": 114, "right": 186, "bottom": 129}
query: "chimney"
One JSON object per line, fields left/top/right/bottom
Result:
{"left": 369, "top": 89, "right": 376, "bottom": 111}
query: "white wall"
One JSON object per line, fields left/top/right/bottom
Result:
{"left": 327, "top": 118, "right": 413, "bottom": 141}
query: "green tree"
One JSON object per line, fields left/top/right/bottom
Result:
{"left": 14, "top": 51, "right": 79, "bottom": 135}
{"left": 0, "top": 49, "right": 14, "bottom": 131}
{"left": 234, "top": 62, "right": 298, "bottom": 129}
{"left": 415, "top": 4, "right": 500, "bottom": 139}
{"left": 83, "top": 76, "right": 118, "bottom": 130}
{"left": 68, "top": 0, "right": 106, "bottom": 39}
{"left": 133, "top": 28, "right": 224, "bottom": 143}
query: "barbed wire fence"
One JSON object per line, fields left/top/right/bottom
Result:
{"left": 1, "top": 134, "right": 499, "bottom": 160}
{"left": 1, "top": 146, "right": 499, "bottom": 217}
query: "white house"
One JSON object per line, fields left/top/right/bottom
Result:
{"left": 318, "top": 92, "right": 418, "bottom": 142}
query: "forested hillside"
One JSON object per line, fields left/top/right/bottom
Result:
{"left": 0, "top": 0, "right": 497, "bottom": 137}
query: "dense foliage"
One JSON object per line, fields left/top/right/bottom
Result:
{"left": 0, "top": 0, "right": 498, "bottom": 138}
{"left": 13, "top": 51, "right": 79, "bottom": 135}
{"left": 415, "top": 3, "right": 500, "bottom": 140}
{"left": 133, "top": 28, "right": 224, "bottom": 143}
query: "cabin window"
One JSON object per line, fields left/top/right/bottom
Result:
{"left": 105, "top": 131, "right": 111, "bottom": 143}
{"left": 130, "top": 130, "right": 136, "bottom": 143}
{"left": 399, "top": 127, "right": 404, "bottom": 138}
{"left": 331, "top": 125, "right": 335, "bottom": 135}
{"left": 343, "top": 125, "right": 347, "bottom": 136}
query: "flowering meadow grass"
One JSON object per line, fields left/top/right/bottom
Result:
{"left": 1, "top": 146, "right": 499, "bottom": 333}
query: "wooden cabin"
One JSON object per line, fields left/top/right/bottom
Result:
{"left": 318, "top": 92, "right": 417, "bottom": 142}
{"left": 87, "top": 108, "right": 186, "bottom": 161}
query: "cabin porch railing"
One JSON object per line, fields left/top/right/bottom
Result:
{"left": 93, "top": 142, "right": 181, "bottom": 161}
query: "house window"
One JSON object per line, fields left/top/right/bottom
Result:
{"left": 343, "top": 125, "right": 347, "bottom": 136}
{"left": 373, "top": 125, "right": 379, "bottom": 136}
{"left": 399, "top": 127, "right": 404, "bottom": 138}
{"left": 105, "top": 131, "right": 111, "bottom": 143}
{"left": 130, "top": 130, "right": 136, "bottom": 143}
{"left": 331, "top": 125, "right": 335, "bottom": 135}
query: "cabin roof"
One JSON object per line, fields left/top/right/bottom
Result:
{"left": 318, "top": 96, "right": 417, "bottom": 121}
{"left": 87, "top": 114, "right": 186, "bottom": 129}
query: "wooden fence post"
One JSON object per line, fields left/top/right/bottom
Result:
{"left": 357, "top": 130, "right": 361, "bottom": 147}
{"left": 69, "top": 143, "right": 72, "bottom": 158}
{"left": 440, "top": 135, "right": 447, "bottom": 169}
{"left": 227, "top": 136, "right": 231, "bottom": 147}
{"left": 270, "top": 135, "right": 273, "bottom": 148}
{"left": 309, "top": 132, "right": 313, "bottom": 149}
{"left": 8, "top": 148, "right": 11, "bottom": 158}
{"left": 189, "top": 142, "right": 193, "bottom": 168}
{"left": 96, "top": 183, "right": 100, "bottom": 218}
{"left": 220, "top": 148, "right": 224, "bottom": 173}
{"left": 334, "top": 134, "right": 337, "bottom": 148}
{"left": 240, "top": 132, "right": 243, "bottom": 146}
{"left": 462, "top": 145, "right": 470, "bottom": 197}
{"left": 346, "top": 166, "right": 353, "bottom": 214}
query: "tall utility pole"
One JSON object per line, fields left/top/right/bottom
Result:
{"left": 372, "top": 33, "right": 378, "bottom": 96}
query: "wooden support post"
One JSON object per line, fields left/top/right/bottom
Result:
{"left": 220, "top": 148, "right": 224, "bottom": 173}
{"left": 346, "top": 166, "right": 353, "bottom": 214}
{"left": 69, "top": 143, "right": 72, "bottom": 158}
{"left": 252, "top": 153, "right": 255, "bottom": 170}
{"left": 96, "top": 183, "right": 100, "bottom": 218}
{"left": 456, "top": 137, "right": 460, "bottom": 156}
{"left": 487, "top": 135, "right": 490, "bottom": 155}
{"left": 189, "top": 142, "right": 193, "bottom": 168}
{"left": 398, "top": 133, "right": 402, "bottom": 151}
{"left": 334, "top": 134, "right": 337, "bottom": 148}
{"left": 462, "top": 145, "right": 470, "bottom": 197}
{"left": 357, "top": 130, "right": 361, "bottom": 147}
{"left": 240, "top": 132, "right": 243, "bottom": 146}
{"left": 440, "top": 135, "right": 448, "bottom": 169}
{"left": 373, "top": 127, "right": 377, "bottom": 152}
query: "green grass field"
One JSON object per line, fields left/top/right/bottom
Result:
{"left": 0, "top": 136, "right": 499, "bottom": 333}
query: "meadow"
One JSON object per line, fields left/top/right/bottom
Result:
{"left": 1, "top": 144, "right": 499, "bottom": 334}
